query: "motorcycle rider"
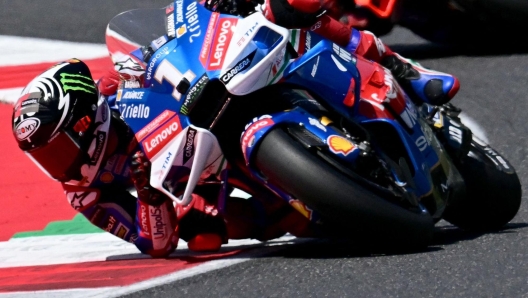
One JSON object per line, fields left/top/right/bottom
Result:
{"left": 11, "top": 59, "right": 313, "bottom": 258}
{"left": 258, "top": 0, "right": 460, "bottom": 106}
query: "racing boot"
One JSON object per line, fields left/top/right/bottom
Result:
{"left": 345, "top": 29, "right": 460, "bottom": 106}
{"left": 380, "top": 53, "right": 460, "bottom": 106}
{"left": 176, "top": 193, "right": 227, "bottom": 252}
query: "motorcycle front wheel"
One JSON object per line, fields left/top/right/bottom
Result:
{"left": 253, "top": 127, "right": 434, "bottom": 249}
{"left": 442, "top": 140, "right": 522, "bottom": 231}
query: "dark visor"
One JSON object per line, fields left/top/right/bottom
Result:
{"left": 26, "top": 131, "right": 88, "bottom": 182}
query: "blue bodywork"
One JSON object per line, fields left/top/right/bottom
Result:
{"left": 117, "top": 0, "right": 446, "bottom": 222}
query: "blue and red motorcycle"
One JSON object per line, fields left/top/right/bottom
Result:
{"left": 106, "top": 0, "right": 521, "bottom": 248}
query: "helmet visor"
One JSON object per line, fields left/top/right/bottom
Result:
{"left": 26, "top": 131, "right": 88, "bottom": 182}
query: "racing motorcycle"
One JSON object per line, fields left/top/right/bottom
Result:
{"left": 326, "top": 0, "right": 528, "bottom": 48}
{"left": 106, "top": 0, "right": 521, "bottom": 248}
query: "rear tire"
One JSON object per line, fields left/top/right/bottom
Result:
{"left": 442, "top": 140, "right": 522, "bottom": 231}
{"left": 254, "top": 127, "right": 434, "bottom": 249}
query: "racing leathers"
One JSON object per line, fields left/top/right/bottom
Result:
{"left": 261, "top": 0, "right": 460, "bottom": 106}
{"left": 70, "top": 63, "right": 315, "bottom": 258}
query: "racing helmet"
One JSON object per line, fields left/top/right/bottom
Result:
{"left": 12, "top": 59, "right": 111, "bottom": 184}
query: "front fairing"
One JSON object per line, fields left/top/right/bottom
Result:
{"left": 106, "top": 0, "right": 291, "bottom": 206}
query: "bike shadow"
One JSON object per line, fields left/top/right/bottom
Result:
{"left": 104, "top": 222, "right": 528, "bottom": 262}
{"left": 266, "top": 222, "right": 528, "bottom": 260}
{"left": 431, "top": 221, "right": 528, "bottom": 246}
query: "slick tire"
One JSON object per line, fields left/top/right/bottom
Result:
{"left": 443, "top": 141, "right": 522, "bottom": 231}
{"left": 254, "top": 127, "right": 434, "bottom": 249}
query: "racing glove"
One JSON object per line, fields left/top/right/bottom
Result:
{"left": 130, "top": 150, "right": 167, "bottom": 206}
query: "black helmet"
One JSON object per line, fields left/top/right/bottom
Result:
{"left": 12, "top": 59, "right": 111, "bottom": 184}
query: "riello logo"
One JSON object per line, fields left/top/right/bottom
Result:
{"left": 142, "top": 116, "right": 182, "bottom": 159}
{"left": 208, "top": 18, "right": 237, "bottom": 70}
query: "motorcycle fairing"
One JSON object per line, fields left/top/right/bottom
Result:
{"left": 241, "top": 108, "right": 366, "bottom": 223}
{"left": 279, "top": 36, "right": 443, "bottom": 200}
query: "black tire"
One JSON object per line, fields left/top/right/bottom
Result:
{"left": 442, "top": 141, "right": 522, "bottom": 231}
{"left": 254, "top": 128, "right": 434, "bottom": 249}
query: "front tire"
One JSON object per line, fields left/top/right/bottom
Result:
{"left": 442, "top": 140, "right": 522, "bottom": 231}
{"left": 254, "top": 127, "right": 434, "bottom": 249}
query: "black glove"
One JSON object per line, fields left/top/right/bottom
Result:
{"left": 130, "top": 151, "right": 167, "bottom": 206}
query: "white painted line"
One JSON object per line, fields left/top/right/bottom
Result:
{"left": 0, "top": 235, "right": 307, "bottom": 298}
{"left": 0, "top": 36, "right": 106, "bottom": 67}
{"left": 0, "top": 87, "right": 22, "bottom": 104}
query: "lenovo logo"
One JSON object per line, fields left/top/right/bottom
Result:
{"left": 142, "top": 116, "right": 182, "bottom": 159}
{"left": 208, "top": 18, "right": 237, "bottom": 70}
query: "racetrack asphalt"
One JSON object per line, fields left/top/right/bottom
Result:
{"left": 4, "top": 1, "right": 528, "bottom": 297}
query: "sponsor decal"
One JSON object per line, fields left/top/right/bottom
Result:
{"left": 200, "top": 12, "right": 219, "bottom": 66}
{"left": 19, "top": 97, "right": 39, "bottom": 115}
{"left": 139, "top": 203, "right": 151, "bottom": 237}
{"left": 241, "top": 116, "right": 274, "bottom": 157}
{"left": 327, "top": 135, "right": 356, "bottom": 156}
{"left": 176, "top": 24, "right": 187, "bottom": 38}
{"left": 103, "top": 215, "right": 117, "bottom": 232}
{"left": 175, "top": 0, "right": 184, "bottom": 23}
{"left": 151, "top": 35, "right": 169, "bottom": 51}
{"left": 116, "top": 223, "right": 130, "bottom": 239}
{"left": 149, "top": 206, "right": 167, "bottom": 240}
{"left": 159, "top": 152, "right": 173, "bottom": 180}
{"left": 116, "top": 89, "right": 123, "bottom": 102}
{"left": 305, "top": 31, "right": 311, "bottom": 52}
{"left": 400, "top": 101, "right": 418, "bottom": 128}
{"left": 180, "top": 74, "right": 208, "bottom": 115}
{"left": 100, "top": 171, "right": 114, "bottom": 183}
{"left": 186, "top": 1, "right": 201, "bottom": 42}
{"left": 90, "top": 206, "right": 106, "bottom": 226}
{"left": 167, "top": 13, "right": 176, "bottom": 37}
{"left": 89, "top": 131, "right": 106, "bottom": 165}
{"left": 135, "top": 110, "right": 176, "bottom": 141}
{"left": 123, "top": 80, "right": 141, "bottom": 89}
{"left": 146, "top": 46, "right": 170, "bottom": 81}
{"left": 183, "top": 128, "right": 196, "bottom": 164}
{"left": 237, "top": 22, "right": 258, "bottom": 46}
{"left": 115, "top": 57, "right": 144, "bottom": 73}
{"left": 119, "top": 103, "right": 150, "bottom": 119}
{"left": 67, "top": 191, "right": 98, "bottom": 210}
{"left": 289, "top": 199, "right": 313, "bottom": 220}
{"left": 122, "top": 90, "right": 144, "bottom": 100}
{"left": 271, "top": 47, "right": 286, "bottom": 76}
{"left": 237, "top": 36, "right": 245, "bottom": 46}
{"left": 142, "top": 116, "right": 182, "bottom": 159}
{"left": 15, "top": 117, "right": 40, "bottom": 141}
{"left": 310, "top": 21, "right": 321, "bottom": 31}
{"left": 59, "top": 73, "right": 96, "bottom": 94}
{"left": 209, "top": 18, "right": 238, "bottom": 70}
{"left": 308, "top": 117, "right": 326, "bottom": 132}
{"left": 220, "top": 51, "right": 255, "bottom": 84}
{"left": 311, "top": 56, "right": 319, "bottom": 77}
{"left": 332, "top": 43, "right": 353, "bottom": 63}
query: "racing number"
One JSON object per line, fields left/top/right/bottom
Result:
{"left": 154, "top": 60, "right": 196, "bottom": 101}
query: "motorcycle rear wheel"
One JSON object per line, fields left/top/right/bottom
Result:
{"left": 253, "top": 127, "right": 434, "bottom": 249}
{"left": 442, "top": 140, "right": 522, "bottom": 231}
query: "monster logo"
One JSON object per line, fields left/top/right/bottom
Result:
{"left": 59, "top": 73, "right": 96, "bottom": 94}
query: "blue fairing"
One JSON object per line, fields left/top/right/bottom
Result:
{"left": 283, "top": 39, "right": 361, "bottom": 119}
{"left": 276, "top": 33, "right": 440, "bottom": 199}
